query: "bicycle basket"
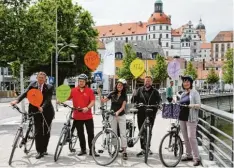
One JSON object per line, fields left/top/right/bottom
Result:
{"left": 162, "top": 104, "right": 180, "bottom": 119}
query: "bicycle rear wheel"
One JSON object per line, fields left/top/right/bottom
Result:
{"left": 24, "top": 120, "right": 35, "bottom": 153}
{"left": 159, "top": 132, "right": 183, "bottom": 167}
{"left": 54, "top": 128, "right": 68, "bottom": 162}
{"left": 9, "top": 129, "right": 22, "bottom": 165}
{"left": 144, "top": 125, "right": 150, "bottom": 164}
{"left": 92, "top": 129, "right": 120, "bottom": 166}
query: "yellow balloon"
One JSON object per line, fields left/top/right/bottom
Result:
{"left": 130, "top": 59, "right": 145, "bottom": 78}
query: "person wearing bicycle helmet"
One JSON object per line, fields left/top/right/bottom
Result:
{"left": 100, "top": 78, "right": 128, "bottom": 160}
{"left": 67, "top": 73, "right": 99, "bottom": 157}
{"left": 179, "top": 75, "right": 201, "bottom": 166}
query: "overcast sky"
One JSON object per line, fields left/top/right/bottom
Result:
{"left": 74, "top": 0, "right": 233, "bottom": 42}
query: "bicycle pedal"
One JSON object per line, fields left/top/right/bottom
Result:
{"left": 70, "top": 149, "right": 76, "bottom": 153}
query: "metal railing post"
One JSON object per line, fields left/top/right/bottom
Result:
{"left": 209, "top": 113, "right": 215, "bottom": 160}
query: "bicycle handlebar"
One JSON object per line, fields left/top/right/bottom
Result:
{"left": 59, "top": 103, "right": 83, "bottom": 112}
{"left": 11, "top": 105, "right": 40, "bottom": 116}
{"left": 162, "top": 103, "right": 189, "bottom": 108}
{"left": 134, "top": 103, "right": 160, "bottom": 108}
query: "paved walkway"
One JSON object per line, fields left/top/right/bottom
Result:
{"left": 0, "top": 101, "right": 205, "bottom": 167}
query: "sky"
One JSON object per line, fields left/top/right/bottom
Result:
{"left": 74, "top": 0, "right": 233, "bottom": 42}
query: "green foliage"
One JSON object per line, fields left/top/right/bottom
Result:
{"left": 184, "top": 61, "right": 197, "bottom": 80}
{"left": 207, "top": 68, "right": 219, "bottom": 84}
{"left": 117, "top": 44, "right": 137, "bottom": 80}
{"left": 150, "top": 54, "right": 168, "bottom": 84}
{"left": 223, "top": 48, "right": 233, "bottom": 84}
{"left": 0, "top": 0, "right": 98, "bottom": 85}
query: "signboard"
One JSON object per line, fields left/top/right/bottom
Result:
{"left": 48, "top": 76, "right": 54, "bottom": 84}
{"left": 94, "top": 72, "right": 102, "bottom": 82}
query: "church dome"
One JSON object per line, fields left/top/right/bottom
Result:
{"left": 148, "top": 13, "right": 171, "bottom": 25}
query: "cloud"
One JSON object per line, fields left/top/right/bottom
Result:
{"left": 74, "top": 0, "right": 233, "bottom": 42}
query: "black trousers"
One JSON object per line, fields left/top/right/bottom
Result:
{"left": 73, "top": 119, "right": 94, "bottom": 151}
{"left": 137, "top": 111, "right": 156, "bottom": 150}
{"left": 34, "top": 113, "right": 53, "bottom": 153}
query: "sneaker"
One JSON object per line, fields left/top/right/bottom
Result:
{"left": 193, "top": 160, "right": 201, "bottom": 166}
{"left": 148, "top": 149, "right": 153, "bottom": 155}
{"left": 122, "top": 153, "right": 128, "bottom": 160}
{"left": 77, "top": 150, "right": 87, "bottom": 156}
{"left": 119, "top": 149, "right": 124, "bottom": 153}
{"left": 136, "top": 150, "right": 145, "bottom": 157}
{"left": 181, "top": 155, "right": 193, "bottom": 161}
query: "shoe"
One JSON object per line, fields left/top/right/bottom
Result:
{"left": 181, "top": 156, "right": 193, "bottom": 161}
{"left": 77, "top": 150, "right": 87, "bottom": 156}
{"left": 89, "top": 150, "right": 100, "bottom": 157}
{"left": 43, "top": 152, "right": 48, "bottom": 155}
{"left": 122, "top": 153, "right": 128, "bottom": 160}
{"left": 136, "top": 150, "right": 145, "bottom": 157}
{"left": 193, "top": 160, "right": 201, "bottom": 166}
{"left": 149, "top": 149, "right": 153, "bottom": 155}
{"left": 35, "top": 153, "right": 44, "bottom": 159}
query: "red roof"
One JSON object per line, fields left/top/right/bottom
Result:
{"left": 95, "top": 22, "right": 147, "bottom": 38}
{"left": 147, "top": 13, "right": 171, "bottom": 25}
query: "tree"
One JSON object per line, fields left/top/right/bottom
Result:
{"left": 117, "top": 44, "right": 137, "bottom": 80}
{"left": 184, "top": 61, "right": 197, "bottom": 80}
{"left": 150, "top": 54, "right": 168, "bottom": 86}
{"left": 223, "top": 48, "right": 233, "bottom": 84}
{"left": 207, "top": 68, "right": 219, "bottom": 84}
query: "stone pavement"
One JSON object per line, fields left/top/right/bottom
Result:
{"left": 0, "top": 101, "right": 204, "bottom": 167}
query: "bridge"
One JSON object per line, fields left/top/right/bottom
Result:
{"left": 0, "top": 93, "right": 232, "bottom": 167}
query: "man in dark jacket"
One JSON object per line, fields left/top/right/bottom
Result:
{"left": 131, "top": 75, "right": 161, "bottom": 157}
{"left": 11, "top": 72, "right": 55, "bottom": 159}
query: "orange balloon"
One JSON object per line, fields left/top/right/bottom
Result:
{"left": 84, "top": 51, "right": 100, "bottom": 71}
{"left": 27, "top": 89, "right": 43, "bottom": 107}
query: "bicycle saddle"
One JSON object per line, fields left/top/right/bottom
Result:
{"left": 129, "top": 108, "right": 138, "bottom": 114}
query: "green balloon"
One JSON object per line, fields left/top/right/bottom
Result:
{"left": 56, "top": 85, "right": 71, "bottom": 102}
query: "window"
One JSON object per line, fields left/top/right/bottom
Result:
{"left": 221, "top": 59, "right": 224, "bottom": 61}
{"left": 141, "top": 36, "right": 144, "bottom": 40}
{"left": 194, "top": 42, "right": 197, "bottom": 46}
{"left": 153, "top": 34, "right": 155, "bottom": 39}
{"left": 152, "top": 52, "right": 158, "bottom": 59}
{"left": 189, "top": 30, "right": 191, "bottom": 32}
{"left": 189, "top": 25, "right": 191, "bottom": 28}
{"left": 166, "top": 34, "right": 169, "bottom": 38}
{"left": 153, "top": 26, "right": 155, "bottom": 31}
{"left": 205, "top": 50, "right": 206, "bottom": 52}
{"left": 194, "top": 35, "right": 196, "bottom": 38}
{"left": 215, "top": 59, "right": 218, "bottom": 61}
{"left": 215, "top": 44, "right": 219, "bottom": 52}
{"left": 131, "top": 36, "right": 133, "bottom": 40}
{"left": 125, "top": 37, "right": 128, "bottom": 42}
{"left": 166, "top": 42, "right": 169, "bottom": 47}
{"left": 116, "top": 38, "right": 118, "bottom": 40}
{"left": 182, "top": 43, "right": 184, "bottom": 47}
{"left": 216, "top": 67, "right": 218, "bottom": 70}
{"left": 136, "top": 52, "right": 142, "bottom": 59}
{"left": 227, "top": 43, "right": 230, "bottom": 49}
{"left": 166, "top": 51, "right": 169, "bottom": 56}
{"left": 159, "top": 34, "right": 162, "bottom": 38}
{"left": 221, "top": 44, "right": 225, "bottom": 52}
{"left": 121, "top": 37, "right": 123, "bottom": 40}
{"left": 148, "top": 35, "right": 150, "bottom": 39}
{"left": 160, "top": 25, "right": 162, "bottom": 30}
{"left": 171, "top": 45, "right": 174, "bottom": 49}
{"left": 115, "top": 52, "right": 123, "bottom": 59}
{"left": 102, "top": 39, "right": 104, "bottom": 42}
{"left": 149, "top": 27, "right": 150, "bottom": 31}
{"left": 166, "top": 26, "right": 168, "bottom": 30}
{"left": 206, "top": 68, "right": 209, "bottom": 70}
{"left": 136, "top": 36, "right": 138, "bottom": 41}
{"left": 186, "top": 43, "right": 188, "bottom": 47}
{"left": 194, "top": 49, "right": 196, "bottom": 53}
{"left": 215, "top": 53, "right": 218, "bottom": 58}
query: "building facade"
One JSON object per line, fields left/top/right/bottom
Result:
{"left": 95, "top": 0, "right": 206, "bottom": 61}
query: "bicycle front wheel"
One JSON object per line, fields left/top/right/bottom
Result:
{"left": 92, "top": 129, "right": 120, "bottom": 166}
{"left": 144, "top": 125, "right": 150, "bottom": 164}
{"left": 159, "top": 132, "right": 183, "bottom": 167}
{"left": 54, "top": 128, "right": 68, "bottom": 162}
{"left": 24, "top": 120, "right": 35, "bottom": 153}
{"left": 9, "top": 129, "right": 22, "bottom": 165}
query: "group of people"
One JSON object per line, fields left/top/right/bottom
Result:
{"left": 10, "top": 71, "right": 201, "bottom": 166}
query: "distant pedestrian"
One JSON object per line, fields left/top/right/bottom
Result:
{"left": 166, "top": 80, "right": 174, "bottom": 103}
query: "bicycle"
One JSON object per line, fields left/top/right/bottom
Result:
{"left": 126, "top": 103, "right": 160, "bottom": 164}
{"left": 159, "top": 103, "right": 188, "bottom": 167}
{"left": 9, "top": 105, "right": 40, "bottom": 165}
{"left": 91, "top": 106, "right": 120, "bottom": 166}
{"left": 54, "top": 103, "right": 79, "bottom": 162}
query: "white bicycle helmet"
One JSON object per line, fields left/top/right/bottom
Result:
{"left": 78, "top": 74, "right": 88, "bottom": 80}
{"left": 117, "top": 78, "right": 127, "bottom": 85}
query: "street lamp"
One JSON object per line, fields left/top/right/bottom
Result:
{"left": 55, "top": 44, "right": 77, "bottom": 111}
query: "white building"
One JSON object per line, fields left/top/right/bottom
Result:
{"left": 95, "top": 0, "right": 206, "bottom": 61}
{"left": 198, "top": 43, "right": 211, "bottom": 61}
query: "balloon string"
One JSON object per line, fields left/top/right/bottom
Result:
{"left": 41, "top": 113, "right": 51, "bottom": 135}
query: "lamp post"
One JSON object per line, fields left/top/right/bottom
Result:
{"left": 55, "top": 44, "right": 77, "bottom": 111}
